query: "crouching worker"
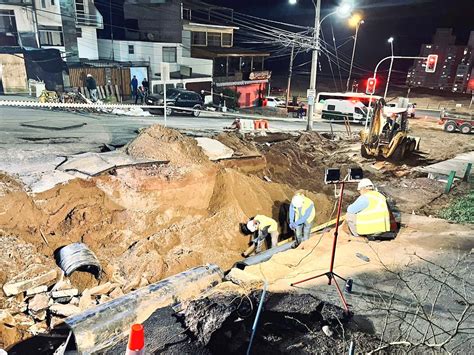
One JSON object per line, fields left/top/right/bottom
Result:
{"left": 343, "top": 178, "right": 391, "bottom": 238}
{"left": 289, "top": 192, "right": 315, "bottom": 247}
{"left": 241, "top": 215, "right": 279, "bottom": 257}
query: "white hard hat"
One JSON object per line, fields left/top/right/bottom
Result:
{"left": 291, "top": 194, "right": 304, "bottom": 208}
{"left": 246, "top": 220, "right": 257, "bottom": 233}
{"left": 357, "top": 178, "right": 374, "bottom": 190}
{"left": 87, "top": 73, "right": 92, "bottom": 77}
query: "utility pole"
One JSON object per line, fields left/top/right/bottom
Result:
{"left": 346, "top": 20, "right": 363, "bottom": 91}
{"left": 286, "top": 43, "right": 295, "bottom": 108}
{"left": 307, "top": 0, "right": 321, "bottom": 131}
{"left": 109, "top": 0, "right": 114, "bottom": 61}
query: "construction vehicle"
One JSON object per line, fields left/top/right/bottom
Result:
{"left": 360, "top": 98, "right": 419, "bottom": 160}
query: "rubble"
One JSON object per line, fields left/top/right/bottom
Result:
{"left": 3, "top": 267, "right": 57, "bottom": 296}
{"left": 88, "top": 282, "right": 116, "bottom": 296}
{"left": 28, "top": 322, "right": 48, "bottom": 335}
{"left": 51, "top": 289, "right": 79, "bottom": 298}
{"left": 49, "top": 304, "right": 81, "bottom": 317}
{"left": 28, "top": 293, "right": 49, "bottom": 313}
{"left": 25, "top": 285, "right": 48, "bottom": 296}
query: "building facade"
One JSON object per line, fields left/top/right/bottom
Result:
{"left": 0, "top": 0, "right": 103, "bottom": 61}
{"left": 407, "top": 28, "right": 474, "bottom": 93}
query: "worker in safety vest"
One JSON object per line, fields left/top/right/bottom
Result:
{"left": 344, "top": 178, "right": 391, "bottom": 237}
{"left": 246, "top": 215, "right": 279, "bottom": 253}
{"left": 289, "top": 192, "right": 315, "bottom": 246}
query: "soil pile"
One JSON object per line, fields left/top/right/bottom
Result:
{"left": 260, "top": 132, "right": 357, "bottom": 194}
{"left": 126, "top": 124, "right": 210, "bottom": 166}
{"left": 214, "top": 132, "right": 261, "bottom": 157}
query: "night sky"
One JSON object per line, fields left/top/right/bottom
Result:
{"left": 204, "top": 0, "right": 474, "bottom": 85}
{"left": 98, "top": 0, "right": 473, "bottom": 87}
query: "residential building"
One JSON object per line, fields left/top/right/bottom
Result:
{"left": 108, "top": 0, "right": 271, "bottom": 107}
{"left": 407, "top": 28, "right": 474, "bottom": 93}
{"left": 0, "top": 0, "right": 103, "bottom": 61}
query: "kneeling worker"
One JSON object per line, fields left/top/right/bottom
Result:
{"left": 289, "top": 192, "right": 315, "bottom": 246}
{"left": 244, "top": 215, "right": 279, "bottom": 256}
{"left": 345, "top": 178, "right": 390, "bottom": 237}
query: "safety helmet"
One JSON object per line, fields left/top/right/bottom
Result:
{"left": 87, "top": 73, "right": 92, "bottom": 77}
{"left": 291, "top": 194, "right": 304, "bottom": 208}
{"left": 357, "top": 178, "right": 374, "bottom": 190}
{"left": 246, "top": 220, "right": 257, "bottom": 233}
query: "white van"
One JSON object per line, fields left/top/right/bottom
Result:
{"left": 321, "top": 99, "right": 368, "bottom": 124}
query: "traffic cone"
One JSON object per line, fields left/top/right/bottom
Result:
{"left": 125, "top": 324, "right": 145, "bottom": 355}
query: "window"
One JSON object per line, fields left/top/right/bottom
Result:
{"left": 207, "top": 32, "right": 221, "bottom": 47}
{"left": 163, "top": 47, "right": 177, "bottom": 63}
{"left": 327, "top": 105, "right": 336, "bottom": 111}
{"left": 41, "top": 0, "right": 46, "bottom": 7}
{"left": 182, "top": 7, "right": 191, "bottom": 20}
{"left": 179, "top": 92, "right": 191, "bottom": 100}
{"left": 39, "top": 26, "right": 63, "bottom": 46}
{"left": 128, "top": 45, "right": 134, "bottom": 54}
{"left": 0, "top": 10, "right": 18, "bottom": 46}
{"left": 222, "top": 33, "right": 232, "bottom": 47}
{"left": 192, "top": 31, "right": 206, "bottom": 46}
{"left": 76, "top": 28, "right": 82, "bottom": 38}
{"left": 176, "top": 83, "right": 184, "bottom": 89}
{"left": 51, "top": 0, "right": 55, "bottom": 5}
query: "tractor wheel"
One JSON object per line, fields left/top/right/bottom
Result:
{"left": 391, "top": 141, "right": 407, "bottom": 161}
{"left": 444, "top": 121, "right": 457, "bottom": 133}
{"left": 459, "top": 123, "right": 472, "bottom": 134}
{"left": 361, "top": 144, "right": 371, "bottom": 159}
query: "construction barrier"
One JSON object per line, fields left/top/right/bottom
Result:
{"left": 253, "top": 119, "right": 269, "bottom": 130}
{"left": 126, "top": 324, "right": 145, "bottom": 355}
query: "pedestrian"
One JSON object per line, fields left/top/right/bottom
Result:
{"left": 85, "top": 74, "right": 98, "bottom": 102}
{"left": 297, "top": 102, "right": 305, "bottom": 119}
{"left": 130, "top": 75, "right": 138, "bottom": 101}
{"left": 135, "top": 86, "right": 145, "bottom": 104}
{"left": 142, "top": 78, "right": 149, "bottom": 98}
{"left": 289, "top": 192, "right": 315, "bottom": 247}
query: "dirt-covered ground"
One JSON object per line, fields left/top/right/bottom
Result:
{"left": 0, "top": 119, "right": 472, "bottom": 350}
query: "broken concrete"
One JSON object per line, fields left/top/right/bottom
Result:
{"left": 3, "top": 267, "right": 57, "bottom": 296}
{"left": 87, "top": 282, "right": 116, "bottom": 296}
{"left": 28, "top": 293, "right": 49, "bottom": 313}
{"left": 195, "top": 137, "right": 234, "bottom": 160}
{"left": 49, "top": 304, "right": 81, "bottom": 317}
{"left": 52, "top": 289, "right": 79, "bottom": 299}
{"left": 25, "top": 285, "right": 48, "bottom": 296}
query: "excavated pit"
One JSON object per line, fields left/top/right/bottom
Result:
{"left": 0, "top": 126, "right": 348, "bottom": 349}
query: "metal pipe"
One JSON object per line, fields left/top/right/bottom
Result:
{"left": 61, "top": 264, "right": 223, "bottom": 354}
{"left": 246, "top": 282, "right": 268, "bottom": 355}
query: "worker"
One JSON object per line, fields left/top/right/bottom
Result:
{"left": 344, "top": 178, "right": 391, "bottom": 237}
{"left": 246, "top": 215, "right": 279, "bottom": 254}
{"left": 289, "top": 192, "right": 315, "bottom": 246}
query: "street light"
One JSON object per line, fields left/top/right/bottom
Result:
{"left": 384, "top": 37, "right": 394, "bottom": 99}
{"left": 346, "top": 13, "right": 364, "bottom": 92}
{"left": 289, "top": 0, "right": 353, "bottom": 130}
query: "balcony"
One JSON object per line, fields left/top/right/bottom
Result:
{"left": 0, "top": 0, "right": 33, "bottom": 4}
{"left": 75, "top": 0, "right": 103, "bottom": 28}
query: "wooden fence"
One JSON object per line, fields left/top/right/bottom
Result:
{"left": 69, "top": 67, "right": 132, "bottom": 98}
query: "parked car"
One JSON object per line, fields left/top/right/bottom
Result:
{"left": 145, "top": 88, "right": 204, "bottom": 117}
{"left": 265, "top": 96, "right": 286, "bottom": 108}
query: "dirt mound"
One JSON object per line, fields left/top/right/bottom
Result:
{"left": 214, "top": 132, "right": 261, "bottom": 157}
{"left": 126, "top": 124, "right": 210, "bottom": 166}
{"left": 261, "top": 132, "right": 356, "bottom": 194}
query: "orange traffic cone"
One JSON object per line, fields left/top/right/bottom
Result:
{"left": 125, "top": 324, "right": 145, "bottom": 354}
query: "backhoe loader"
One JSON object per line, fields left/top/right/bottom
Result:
{"left": 360, "top": 98, "right": 419, "bottom": 160}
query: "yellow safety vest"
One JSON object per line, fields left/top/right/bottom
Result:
{"left": 293, "top": 196, "right": 315, "bottom": 224}
{"left": 355, "top": 191, "right": 390, "bottom": 235}
{"left": 254, "top": 215, "right": 278, "bottom": 233}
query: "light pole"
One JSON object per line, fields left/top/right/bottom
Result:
{"left": 384, "top": 37, "right": 394, "bottom": 99}
{"left": 346, "top": 14, "right": 364, "bottom": 92}
{"left": 289, "top": 0, "right": 352, "bottom": 131}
